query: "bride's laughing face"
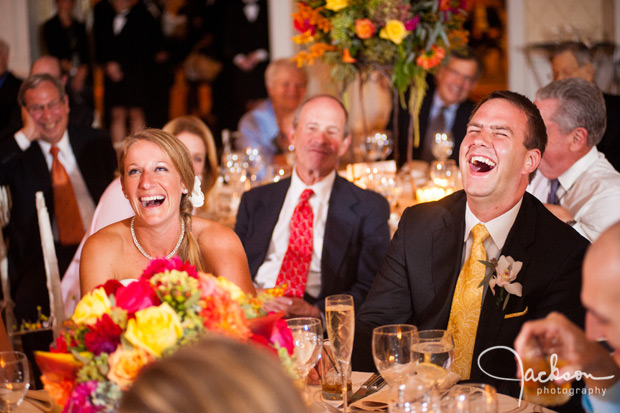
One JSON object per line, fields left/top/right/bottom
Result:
{"left": 122, "top": 140, "right": 187, "bottom": 225}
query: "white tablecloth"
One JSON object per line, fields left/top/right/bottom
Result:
{"left": 309, "top": 372, "right": 556, "bottom": 412}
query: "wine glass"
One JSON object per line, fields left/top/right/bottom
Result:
{"left": 362, "top": 131, "right": 393, "bottom": 162}
{"left": 286, "top": 317, "right": 323, "bottom": 399}
{"left": 413, "top": 330, "right": 454, "bottom": 411}
{"left": 372, "top": 325, "right": 418, "bottom": 410}
{"left": 325, "top": 294, "right": 355, "bottom": 413}
{"left": 0, "top": 351, "right": 30, "bottom": 412}
{"left": 430, "top": 132, "right": 455, "bottom": 161}
{"left": 445, "top": 383, "right": 498, "bottom": 413}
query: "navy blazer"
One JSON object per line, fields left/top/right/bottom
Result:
{"left": 235, "top": 175, "right": 391, "bottom": 312}
{"left": 353, "top": 191, "right": 588, "bottom": 397}
{"left": 0, "top": 126, "right": 116, "bottom": 323}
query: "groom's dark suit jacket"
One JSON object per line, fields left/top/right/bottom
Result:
{"left": 353, "top": 190, "right": 588, "bottom": 397}
{"left": 0, "top": 127, "right": 116, "bottom": 324}
{"left": 235, "top": 175, "right": 390, "bottom": 312}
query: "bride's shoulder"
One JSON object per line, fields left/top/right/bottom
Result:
{"left": 85, "top": 219, "right": 130, "bottom": 250}
{"left": 192, "top": 217, "right": 239, "bottom": 246}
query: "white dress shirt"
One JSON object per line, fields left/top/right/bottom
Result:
{"left": 14, "top": 130, "right": 96, "bottom": 237}
{"left": 254, "top": 168, "right": 336, "bottom": 298}
{"left": 463, "top": 199, "right": 522, "bottom": 267}
{"left": 527, "top": 146, "right": 620, "bottom": 241}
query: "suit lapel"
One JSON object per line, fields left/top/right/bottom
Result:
{"left": 427, "top": 195, "right": 467, "bottom": 326}
{"left": 321, "top": 177, "right": 357, "bottom": 292}
{"left": 247, "top": 179, "right": 290, "bottom": 277}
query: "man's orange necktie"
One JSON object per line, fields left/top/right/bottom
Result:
{"left": 50, "top": 145, "right": 84, "bottom": 245}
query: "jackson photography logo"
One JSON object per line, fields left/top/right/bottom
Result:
{"left": 477, "top": 346, "right": 615, "bottom": 406}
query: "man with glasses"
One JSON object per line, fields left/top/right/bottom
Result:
{"left": 395, "top": 48, "right": 482, "bottom": 165}
{"left": 0, "top": 74, "right": 115, "bottom": 377}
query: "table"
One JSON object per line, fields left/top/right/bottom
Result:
{"left": 308, "top": 372, "right": 556, "bottom": 412}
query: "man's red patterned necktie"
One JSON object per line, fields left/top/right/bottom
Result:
{"left": 276, "top": 188, "right": 314, "bottom": 298}
{"left": 50, "top": 145, "right": 85, "bottom": 245}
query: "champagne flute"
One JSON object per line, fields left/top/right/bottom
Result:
{"left": 413, "top": 330, "right": 454, "bottom": 411}
{"left": 325, "top": 294, "right": 354, "bottom": 413}
{"left": 0, "top": 351, "right": 30, "bottom": 412}
{"left": 286, "top": 317, "right": 323, "bottom": 399}
{"left": 372, "top": 324, "right": 418, "bottom": 410}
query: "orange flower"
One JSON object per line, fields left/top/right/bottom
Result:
{"left": 292, "top": 3, "right": 331, "bottom": 34}
{"left": 41, "top": 376, "right": 74, "bottom": 407}
{"left": 416, "top": 45, "right": 446, "bottom": 70}
{"left": 355, "top": 18, "right": 375, "bottom": 39}
{"left": 107, "top": 347, "right": 154, "bottom": 390}
{"left": 342, "top": 48, "right": 356, "bottom": 63}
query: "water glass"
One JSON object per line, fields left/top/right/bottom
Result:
{"left": 0, "top": 351, "right": 30, "bottom": 412}
{"left": 445, "top": 384, "right": 498, "bottom": 413}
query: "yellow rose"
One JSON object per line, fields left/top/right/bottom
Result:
{"left": 107, "top": 347, "right": 154, "bottom": 390}
{"left": 72, "top": 287, "right": 111, "bottom": 325}
{"left": 124, "top": 303, "right": 183, "bottom": 357}
{"left": 379, "top": 20, "right": 408, "bottom": 45}
{"left": 325, "top": 0, "right": 348, "bottom": 12}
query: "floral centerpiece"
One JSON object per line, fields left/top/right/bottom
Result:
{"left": 35, "top": 257, "right": 294, "bottom": 412}
{"left": 292, "top": 0, "right": 468, "bottom": 162}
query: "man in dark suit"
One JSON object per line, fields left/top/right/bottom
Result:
{"left": 551, "top": 41, "right": 620, "bottom": 173}
{"left": 0, "top": 37, "right": 23, "bottom": 140}
{"left": 396, "top": 49, "right": 481, "bottom": 166}
{"left": 235, "top": 95, "right": 390, "bottom": 318}
{"left": 353, "top": 91, "right": 588, "bottom": 404}
{"left": 0, "top": 74, "right": 116, "bottom": 372}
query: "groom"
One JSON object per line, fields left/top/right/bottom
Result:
{"left": 353, "top": 91, "right": 588, "bottom": 401}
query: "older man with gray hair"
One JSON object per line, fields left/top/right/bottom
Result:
{"left": 528, "top": 77, "right": 620, "bottom": 241}
{"left": 236, "top": 58, "right": 307, "bottom": 165}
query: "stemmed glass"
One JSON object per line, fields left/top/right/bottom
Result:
{"left": 325, "top": 294, "right": 355, "bottom": 413}
{"left": 362, "top": 131, "right": 393, "bottom": 162}
{"left": 286, "top": 317, "right": 323, "bottom": 400}
{"left": 372, "top": 325, "right": 418, "bottom": 410}
{"left": 430, "top": 131, "right": 455, "bottom": 161}
{"left": 413, "top": 330, "right": 455, "bottom": 411}
{"left": 0, "top": 351, "right": 30, "bottom": 412}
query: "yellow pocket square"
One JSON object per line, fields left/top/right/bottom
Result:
{"left": 504, "top": 306, "right": 528, "bottom": 319}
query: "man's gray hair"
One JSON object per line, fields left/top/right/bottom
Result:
{"left": 264, "top": 58, "right": 307, "bottom": 88}
{"left": 551, "top": 42, "right": 592, "bottom": 66}
{"left": 536, "top": 77, "right": 606, "bottom": 147}
{"left": 18, "top": 73, "right": 67, "bottom": 107}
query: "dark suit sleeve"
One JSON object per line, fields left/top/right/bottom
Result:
{"left": 234, "top": 191, "right": 251, "bottom": 243}
{"left": 352, "top": 207, "right": 417, "bottom": 371}
{"left": 322, "top": 191, "right": 391, "bottom": 314}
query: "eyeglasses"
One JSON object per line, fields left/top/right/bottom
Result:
{"left": 27, "top": 98, "right": 64, "bottom": 116}
{"left": 444, "top": 67, "right": 477, "bottom": 84}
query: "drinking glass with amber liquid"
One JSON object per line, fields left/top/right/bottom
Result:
{"left": 521, "top": 342, "right": 571, "bottom": 407}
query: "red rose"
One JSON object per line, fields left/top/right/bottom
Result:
{"left": 140, "top": 257, "right": 197, "bottom": 280}
{"left": 84, "top": 314, "right": 122, "bottom": 355}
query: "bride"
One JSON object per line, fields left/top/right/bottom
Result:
{"left": 80, "top": 129, "right": 255, "bottom": 295}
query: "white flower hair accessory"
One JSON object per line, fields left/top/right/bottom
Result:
{"left": 187, "top": 176, "right": 204, "bottom": 208}
{"left": 478, "top": 255, "right": 523, "bottom": 310}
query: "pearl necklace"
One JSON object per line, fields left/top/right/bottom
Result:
{"left": 130, "top": 216, "right": 185, "bottom": 260}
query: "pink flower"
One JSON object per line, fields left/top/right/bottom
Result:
{"left": 65, "top": 381, "right": 102, "bottom": 413}
{"left": 115, "top": 280, "right": 160, "bottom": 314}
{"left": 83, "top": 314, "right": 122, "bottom": 355}
{"left": 140, "top": 257, "right": 197, "bottom": 280}
{"left": 294, "top": 18, "right": 316, "bottom": 35}
{"left": 405, "top": 16, "right": 420, "bottom": 31}
{"left": 248, "top": 312, "right": 294, "bottom": 355}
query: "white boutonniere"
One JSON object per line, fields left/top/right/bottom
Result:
{"left": 478, "top": 255, "right": 523, "bottom": 310}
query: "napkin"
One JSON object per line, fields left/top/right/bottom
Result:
{"left": 17, "top": 390, "right": 60, "bottom": 413}
{"left": 350, "top": 372, "right": 461, "bottom": 411}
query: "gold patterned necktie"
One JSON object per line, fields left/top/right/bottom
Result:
{"left": 447, "top": 223, "right": 490, "bottom": 379}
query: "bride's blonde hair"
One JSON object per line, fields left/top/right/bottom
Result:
{"left": 118, "top": 129, "right": 206, "bottom": 271}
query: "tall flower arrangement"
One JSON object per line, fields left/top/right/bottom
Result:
{"left": 35, "top": 258, "right": 294, "bottom": 412}
{"left": 292, "top": 0, "right": 468, "bottom": 160}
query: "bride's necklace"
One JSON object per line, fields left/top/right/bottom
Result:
{"left": 131, "top": 216, "right": 185, "bottom": 260}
